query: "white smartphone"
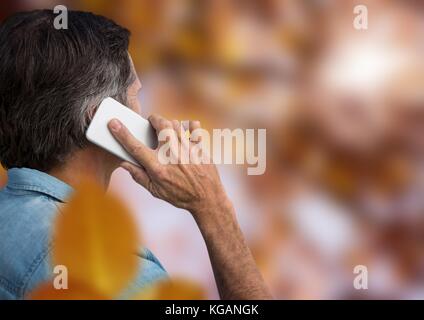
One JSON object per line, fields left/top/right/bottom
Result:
{"left": 86, "top": 97, "right": 158, "bottom": 166}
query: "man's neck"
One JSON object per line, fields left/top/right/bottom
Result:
{"left": 48, "top": 147, "right": 118, "bottom": 190}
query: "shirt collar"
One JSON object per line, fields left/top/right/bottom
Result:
{"left": 6, "top": 167, "right": 73, "bottom": 203}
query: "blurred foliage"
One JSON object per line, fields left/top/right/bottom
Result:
{"left": 28, "top": 179, "right": 205, "bottom": 300}
{"left": 52, "top": 179, "right": 140, "bottom": 297}
{"left": 28, "top": 280, "right": 107, "bottom": 300}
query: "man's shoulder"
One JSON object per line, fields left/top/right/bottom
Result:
{"left": 0, "top": 187, "right": 58, "bottom": 299}
{"left": 0, "top": 188, "right": 168, "bottom": 300}
{"left": 0, "top": 186, "right": 60, "bottom": 236}
{"left": 0, "top": 185, "right": 61, "bottom": 212}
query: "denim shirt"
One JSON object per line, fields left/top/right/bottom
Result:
{"left": 0, "top": 168, "right": 167, "bottom": 299}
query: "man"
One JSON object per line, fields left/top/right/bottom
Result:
{"left": 0, "top": 10, "right": 270, "bottom": 300}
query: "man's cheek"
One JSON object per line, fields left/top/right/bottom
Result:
{"left": 127, "top": 96, "right": 141, "bottom": 114}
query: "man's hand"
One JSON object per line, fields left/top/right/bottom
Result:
{"left": 108, "top": 115, "right": 230, "bottom": 217}
{"left": 108, "top": 115, "right": 272, "bottom": 300}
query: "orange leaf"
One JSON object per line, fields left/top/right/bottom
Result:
{"left": 0, "top": 165, "right": 7, "bottom": 188}
{"left": 53, "top": 178, "right": 140, "bottom": 297}
{"left": 28, "top": 279, "right": 107, "bottom": 300}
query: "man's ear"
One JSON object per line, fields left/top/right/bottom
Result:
{"left": 87, "top": 105, "right": 99, "bottom": 121}
{"left": 83, "top": 105, "right": 100, "bottom": 132}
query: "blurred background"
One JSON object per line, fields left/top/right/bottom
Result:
{"left": 1, "top": 0, "right": 424, "bottom": 299}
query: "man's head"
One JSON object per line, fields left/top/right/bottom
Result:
{"left": 0, "top": 10, "right": 139, "bottom": 172}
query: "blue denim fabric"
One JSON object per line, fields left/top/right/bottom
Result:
{"left": 0, "top": 168, "right": 167, "bottom": 299}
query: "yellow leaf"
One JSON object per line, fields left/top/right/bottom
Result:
{"left": 134, "top": 278, "right": 206, "bottom": 300}
{"left": 53, "top": 179, "right": 140, "bottom": 298}
{"left": 28, "top": 279, "right": 107, "bottom": 300}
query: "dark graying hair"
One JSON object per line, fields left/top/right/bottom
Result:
{"left": 0, "top": 10, "right": 134, "bottom": 171}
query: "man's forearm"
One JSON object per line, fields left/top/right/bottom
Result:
{"left": 108, "top": 117, "right": 271, "bottom": 299}
{"left": 192, "top": 199, "right": 272, "bottom": 300}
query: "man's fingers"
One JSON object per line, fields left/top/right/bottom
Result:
{"left": 148, "top": 114, "right": 177, "bottom": 148}
{"left": 172, "top": 119, "right": 183, "bottom": 141}
{"left": 189, "top": 120, "right": 202, "bottom": 143}
{"left": 108, "top": 119, "right": 156, "bottom": 169}
{"left": 120, "top": 161, "right": 151, "bottom": 190}
{"left": 148, "top": 114, "right": 173, "bottom": 133}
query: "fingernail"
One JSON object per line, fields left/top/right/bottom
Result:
{"left": 109, "top": 119, "right": 121, "bottom": 132}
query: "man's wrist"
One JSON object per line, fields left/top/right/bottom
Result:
{"left": 190, "top": 195, "right": 235, "bottom": 225}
